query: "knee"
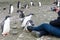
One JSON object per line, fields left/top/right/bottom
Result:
{"left": 40, "top": 23, "right": 49, "bottom": 27}
{"left": 41, "top": 23, "right": 49, "bottom": 25}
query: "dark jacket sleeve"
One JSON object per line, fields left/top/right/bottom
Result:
{"left": 50, "top": 18, "right": 60, "bottom": 27}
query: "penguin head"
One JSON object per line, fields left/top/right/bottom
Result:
{"left": 5, "top": 16, "right": 11, "bottom": 20}
{"left": 17, "top": 10, "right": 23, "bottom": 13}
{"left": 29, "top": 13, "right": 34, "bottom": 15}
{"left": 10, "top": 4, "right": 13, "bottom": 6}
{"left": 27, "top": 13, "right": 34, "bottom": 16}
{"left": 26, "top": 20, "right": 34, "bottom": 26}
{"left": 18, "top": 1, "right": 20, "bottom": 3}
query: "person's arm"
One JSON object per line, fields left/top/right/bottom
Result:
{"left": 50, "top": 19, "right": 60, "bottom": 27}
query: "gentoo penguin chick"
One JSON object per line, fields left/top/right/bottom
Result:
{"left": 21, "top": 13, "right": 34, "bottom": 28}
{"left": 9, "top": 4, "right": 14, "bottom": 14}
{"left": 2, "top": 16, "right": 11, "bottom": 36}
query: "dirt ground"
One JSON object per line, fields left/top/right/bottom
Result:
{"left": 0, "top": 1, "right": 60, "bottom": 40}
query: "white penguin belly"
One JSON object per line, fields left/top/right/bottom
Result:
{"left": 21, "top": 15, "right": 32, "bottom": 27}
{"left": 2, "top": 18, "right": 10, "bottom": 34}
{"left": 11, "top": 6, "right": 13, "bottom": 14}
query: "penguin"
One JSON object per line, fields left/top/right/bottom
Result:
{"left": 54, "top": 0, "right": 58, "bottom": 5}
{"left": 57, "top": 1, "right": 60, "bottom": 7}
{"left": 17, "top": 1, "right": 20, "bottom": 9}
{"left": 23, "top": 4, "right": 27, "bottom": 9}
{"left": 2, "top": 16, "right": 11, "bottom": 36}
{"left": 53, "top": 0, "right": 57, "bottom": 5}
{"left": 25, "top": 4, "right": 29, "bottom": 9}
{"left": 23, "top": 20, "right": 34, "bottom": 31}
{"left": 17, "top": 1, "right": 21, "bottom": 9}
{"left": 21, "top": 13, "right": 34, "bottom": 28}
{"left": 19, "top": 10, "right": 25, "bottom": 18}
{"left": 26, "top": 20, "right": 34, "bottom": 26}
{"left": 23, "top": 14, "right": 34, "bottom": 31}
{"left": 30, "top": 1, "right": 34, "bottom": 6}
{"left": 38, "top": 2, "right": 41, "bottom": 7}
{"left": 17, "top": 10, "right": 25, "bottom": 23}
{"left": 9, "top": 4, "right": 14, "bottom": 14}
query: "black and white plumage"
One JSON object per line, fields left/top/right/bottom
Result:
{"left": 23, "top": 20, "right": 34, "bottom": 31}
{"left": 9, "top": 4, "right": 14, "bottom": 14}
{"left": 17, "top": 1, "right": 20, "bottom": 9}
{"left": 26, "top": 20, "right": 34, "bottom": 26}
{"left": 17, "top": 10, "right": 25, "bottom": 22}
{"left": 22, "top": 13, "right": 34, "bottom": 31}
{"left": 38, "top": 2, "right": 41, "bottom": 7}
{"left": 57, "top": 1, "right": 60, "bottom": 7}
{"left": 17, "top": 10, "right": 25, "bottom": 18}
{"left": 30, "top": 1, "right": 34, "bottom": 6}
{"left": 25, "top": 4, "right": 29, "bottom": 9}
{"left": 21, "top": 13, "right": 34, "bottom": 28}
{"left": 53, "top": 0, "right": 60, "bottom": 7}
{"left": 17, "top": 1, "right": 21, "bottom": 9}
{"left": 1, "top": 16, "right": 10, "bottom": 35}
{"left": 54, "top": 0, "right": 58, "bottom": 5}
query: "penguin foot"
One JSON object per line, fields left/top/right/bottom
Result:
{"left": 2, "top": 32, "right": 9, "bottom": 36}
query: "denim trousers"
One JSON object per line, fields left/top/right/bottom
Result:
{"left": 31, "top": 23, "right": 60, "bottom": 37}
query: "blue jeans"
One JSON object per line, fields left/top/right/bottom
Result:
{"left": 31, "top": 23, "right": 60, "bottom": 37}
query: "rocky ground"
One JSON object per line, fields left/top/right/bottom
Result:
{"left": 0, "top": 3, "right": 60, "bottom": 40}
